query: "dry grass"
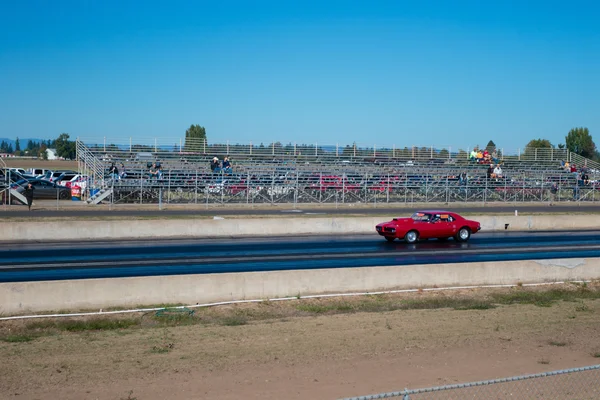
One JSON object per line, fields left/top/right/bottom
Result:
{"left": 2, "top": 283, "right": 598, "bottom": 343}
{"left": 1, "top": 284, "right": 598, "bottom": 400}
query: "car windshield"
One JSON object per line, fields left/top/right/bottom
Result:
{"left": 411, "top": 212, "right": 431, "bottom": 221}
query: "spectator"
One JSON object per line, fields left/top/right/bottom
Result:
{"left": 119, "top": 163, "right": 127, "bottom": 179}
{"left": 492, "top": 150, "right": 499, "bottom": 163}
{"left": 486, "top": 164, "right": 494, "bottom": 180}
{"left": 549, "top": 182, "right": 558, "bottom": 205}
{"left": 108, "top": 163, "right": 119, "bottom": 181}
{"left": 24, "top": 182, "right": 34, "bottom": 211}
{"left": 222, "top": 156, "right": 232, "bottom": 174}
{"left": 149, "top": 163, "right": 161, "bottom": 180}
{"left": 469, "top": 149, "right": 477, "bottom": 162}
{"left": 493, "top": 164, "right": 503, "bottom": 179}
{"left": 210, "top": 157, "right": 221, "bottom": 173}
{"left": 582, "top": 171, "right": 590, "bottom": 185}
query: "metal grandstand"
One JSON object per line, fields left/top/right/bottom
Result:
{"left": 75, "top": 137, "right": 600, "bottom": 205}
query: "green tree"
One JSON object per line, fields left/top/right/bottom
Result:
{"left": 526, "top": 139, "right": 553, "bottom": 149}
{"left": 485, "top": 140, "right": 496, "bottom": 152}
{"left": 15, "top": 137, "right": 20, "bottom": 152}
{"left": 40, "top": 144, "right": 48, "bottom": 160}
{"left": 184, "top": 124, "right": 207, "bottom": 153}
{"left": 565, "top": 127, "right": 595, "bottom": 158}
{"left": 524, "top": 138, "right": 553, "bottom": 160}
{"left": 54, "top": 133, "right": 76, "bottom": 159}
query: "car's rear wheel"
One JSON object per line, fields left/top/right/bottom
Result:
{"left": 385, "top": 236, "right": 395, "bottom": 242}
{"left": 404, "top": 230, "right": 418, "bottom": 244}
{"left": 455, "top": 227, "right": 471, "bottom": 242}
{"left": 59, "top": 190, "right": 70, "bottom": 200}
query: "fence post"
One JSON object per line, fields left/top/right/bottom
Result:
{"left": 139, "top": 167, "right": 143, "bottom": 204}
{"left": 167, "top": 169, "right": 171, "bottom": 206}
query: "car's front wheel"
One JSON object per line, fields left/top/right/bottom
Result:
{"left": 455, "top": 227, "right": 471, "bottom": 242}
{"left": 404, "top": 230, "right": 418, "bottom": 244}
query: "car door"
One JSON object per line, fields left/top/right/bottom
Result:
{"left": 33, "top": 180, "right": 55, "bottom": 199}
{"left": 435, "top": 214, "right": 456, "bottom": 237}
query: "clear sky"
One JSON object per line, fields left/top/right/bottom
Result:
{"left": 0, "top": 0, "right": 598, "bottom": 151}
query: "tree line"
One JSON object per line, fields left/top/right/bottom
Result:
{"left": 0, "top": 133, "right": 76, "bottom": 160}
{"left": 526, "top": 127, "right": 596, "bottom": 160}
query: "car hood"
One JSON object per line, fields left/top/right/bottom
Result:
{"left": 377, "top": 218, "right": 412, "bottom": 226}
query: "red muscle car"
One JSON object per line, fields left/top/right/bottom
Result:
{"left": 375, "top": 210, "right": 481, "bottom": 243}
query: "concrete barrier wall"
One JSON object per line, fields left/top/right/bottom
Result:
{"left": 1, "top": 257, "right": 599, "bottom": 314}
{"left": 2, "top": 214, "right": 600, "bottom": 241}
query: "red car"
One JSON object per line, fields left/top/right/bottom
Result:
{"left": 375, "top": 210, "right": 481, "bottom": 243}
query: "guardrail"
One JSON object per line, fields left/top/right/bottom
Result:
{"left": 340, "top": 364, "right": 600, "bottom": 399}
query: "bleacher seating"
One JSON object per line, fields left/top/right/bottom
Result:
{"left": 74, "top": 138, "right": 600, "bottom": 205}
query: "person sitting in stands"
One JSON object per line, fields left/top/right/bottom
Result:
{"left": 470, "top": 149, "right": 478, "bottom": 162}
{"left": 493, "top": 164, "right": 502, "bottom": 179}
{"left": 492, "top": 150, "right": 499, "bottom": 163}
{"left": 483, "top": 150, "right": 490, "bottom": 163}
{"left": 476, "top": 149, "right": 483, "bottom": 163}
{"left": 149, "top": 163, "right": 160, "bottom": 180}
{"left": 119, "top": 163, "right": 127, "bottom": 179}
{"left": 210, "top": 157, "right": 221, "bottom": 173}
{"left": 222, "top": 156, "right": 232, "bottom": 174}
{"left": 487, "top": 164, "right": 494, "bottom": 180}
{"left": 582, "top": 171, "right": 590, "bottom": 185}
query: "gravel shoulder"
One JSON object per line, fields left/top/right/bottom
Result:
{"left": 1, "top": 285, "right": 599, "bottom": 400}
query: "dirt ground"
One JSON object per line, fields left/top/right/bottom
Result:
{"left": 1, "top": 159, "right": 78, "bottom": 170}
{"left": 1, "top": 286, "right": 599, "bottom": 400}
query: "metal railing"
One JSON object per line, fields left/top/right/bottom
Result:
{"left": 78, "top": 136, "right": 595, "bottom": 166}
{"left": 76, "top": 139, "right": 108, "bottom": 198}
{"left": 75, "top": 138, "right": 600, "bottom": 206}
{"left": 97, "top": 167, "right": 596, "bottom": 207}
{"left": 0, "top": 157, "right": 7, "bottom": 205}
{"left": 340, "top": 364, "right": 600, "bottom": 399}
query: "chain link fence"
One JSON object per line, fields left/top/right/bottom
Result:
{"left": 340, "top": 364, "right": 600, "bottom": 399}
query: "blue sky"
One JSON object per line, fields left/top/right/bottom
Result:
{"left": 0, "top": 0, "right": 598, "bottom": 151}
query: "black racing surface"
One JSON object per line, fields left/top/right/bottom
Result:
{"left": 0, "top": 231, "right": 597, "bottom": 282}
{"left": 2, "top": 204, "right": 600, "bottom": 217}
